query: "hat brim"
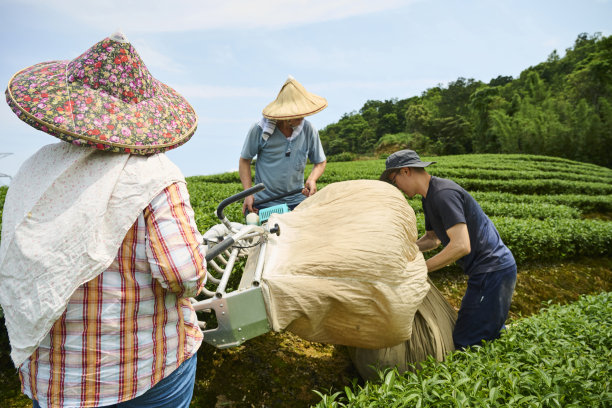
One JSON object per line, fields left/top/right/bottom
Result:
{"left": 262, "top": 78, "right": 327, "bottom": 120}
{"left": 6, "top": 61, "right": 198, "bottom": 155}
{"left": 262, "top": 102, "right": 327, "bottom": 120}
{"left": 379, "top": 162, "right": 435, "bottom": 182}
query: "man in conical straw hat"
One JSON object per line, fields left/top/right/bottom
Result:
{"left": 239, "top": 76, "right": 328, "bottom": 213}
{"left": 0, "top": 31, "right": 207, "bottom": 407}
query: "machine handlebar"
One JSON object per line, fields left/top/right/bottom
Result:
{"left": 216, "top": 183, "right": 266, "bottom": 221}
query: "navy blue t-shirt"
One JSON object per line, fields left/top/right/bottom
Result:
{"left": 422, "top": 176, "right": 515, "bottom": 276}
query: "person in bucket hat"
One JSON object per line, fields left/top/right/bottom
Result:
{"left": 0, "top": 32, "right": 207, "bottom": 408}
{"left": 381, "top": 149, "right": 517, "bottom": 350}
{"left": 239, "top": 76, "right": 328, "bottom": 213}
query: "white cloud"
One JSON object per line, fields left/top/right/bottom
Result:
{"left": 16, "top": 0, "right": 414, "bottom": 32}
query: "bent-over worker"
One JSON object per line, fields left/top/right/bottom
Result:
{"left": 380, "top": 149, "right": 517, "bottom": 349}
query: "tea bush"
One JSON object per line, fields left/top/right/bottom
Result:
{"left": 89, "top": 155, "right": 612, "bottom": 269}
{"left": 313, "top": 292, "right": 612, "bottom": 408}
{"left": 451, "top": 178, "right": 612, "bottom": 195}
{"left": 1, "top": 155, "right": 610, "bottom": 265}
{"left": 494, "top": 217, "right": 612, "bottom": 263}
{"left": 428, "top": 168, "right": 612, "bottom": 184}
{"left": 315, "top": 154, "right": 612, "bottom": 184}
{"left": 470, "top": 192, "right": 612, "bottom": 214}
{"left": 189, "top": 172, "right": 242, "bottom": 184}
{"left": 409, "top": 200, "right": 582, "bottom": 220}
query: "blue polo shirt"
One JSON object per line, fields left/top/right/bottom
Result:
{"left": 422, "top": 176, "right": 515, "bottom": 276}
{"left": 240, "top": 120, "right": 326, "bottom": 208}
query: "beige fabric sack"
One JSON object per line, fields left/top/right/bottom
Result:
{"left": 260, "top": 180, "right": 429, "bottom": 349}
{"left": 348, "top": 278, "right": 457, "bottom": 381}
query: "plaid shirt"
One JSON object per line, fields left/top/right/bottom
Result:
{"left": 18, "top": 182, "right": 207, "bottom": 408}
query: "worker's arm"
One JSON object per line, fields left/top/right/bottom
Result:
{"left": 303, "top": 160, "right": 326, "bottom": 196}
{"left": 416, "top": 230, "right": 441, "bottom": 252}
{"left": 239, "top": 157, "right": 255, "bottom": 213}
{"left": 424, "top": 223, "right": 471, "bottom": 273}
{"left": 146, "top": 182, "right": 207, "bottom": 298}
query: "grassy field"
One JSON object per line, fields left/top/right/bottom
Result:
{"left": 0, "top": 153, "right": 611, "bottom": 407}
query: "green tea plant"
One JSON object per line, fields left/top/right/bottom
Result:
{"left": 189, "top": 172, "right": 242, "bottom": 184}
{"left": 428, "top": 168, "right": 612, "bottom": 184}
{"left": 409, "top": 201, "right": 582, "bottom": 220}
{"left": 179, "top": 154, "right": 612, "bottom": 269}
{"left": 2, "top": 154, "right": 610, "bottom": 262}
{"left": 185, "top": 181, "right": 245, "bottom": 231}
{"left": 479, "top": 202, "right": 581, "bottom": 220}
{"left": 313, "top": 292, "right": 612, "bottom": 408}
{"left": 316, "top": 154, "right": 612, "bottom": 184}
{"left": 451, "top": 178, "right": 612, "bottom": 195}
{"left": 493, "top": 217, "right": 612, "bottom": 264}
{"left": 470, "top": 192, "right": 612, "bottom": 214}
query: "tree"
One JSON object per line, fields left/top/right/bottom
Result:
{"left": 489, "top": 75, "right": 514, "bottom": 87}
{"left": 317, "top": 33, "right": 612, "bottom": 167}
{"left": 437, "top": 77, "right": 481, "bottom": 118}
{"left": 566, "top": 40, "right": 612, "bottom": 107}
{"left": 571, "top": 99, "right": 602, "bottom": 163}
{"left": 377, "top": 113, "right": 400, "bottom": 138}
{"left": 435, "top": 115, "right": 473, "bottom": 154}
{"left": 596, "top": 98, "right": 612, "bottom": 167}
{"left": 490, "top": 110, "right": 518, "bottom": 153}
{"left": 525, "top": 72, "right": 548, "bottom": 103}
{"left": 405, "top": 103, "right": 433, "bottom": 134}
{"left": 469, "top": 86, "right": 503, "bottom": 152}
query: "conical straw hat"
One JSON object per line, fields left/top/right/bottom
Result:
{"left": 262, "top": 76, "right": 327, "bottom": 120}
{"left": 5, "top": 31, "right": 198, "bottom": 155}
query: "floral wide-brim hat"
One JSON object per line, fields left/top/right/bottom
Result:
{"left": 5, "top": 31, "right": 197, "bottom": 155}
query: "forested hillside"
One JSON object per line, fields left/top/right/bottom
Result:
{"left": 319, "top": 33, "right": 612, "bottom": 167}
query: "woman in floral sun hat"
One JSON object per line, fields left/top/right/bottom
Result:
{"left": 0, "top": 32, "right": 207, "bottom": 408}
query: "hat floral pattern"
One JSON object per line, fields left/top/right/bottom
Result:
{"left": 6, "top": 34, "right": 197, "bottom": 154}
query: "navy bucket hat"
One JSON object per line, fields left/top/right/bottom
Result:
{"left": 380, "top": 149, "right": 435, "bottom": 182}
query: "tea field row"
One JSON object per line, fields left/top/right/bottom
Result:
{"left": 313, "top": 292, "right": 612, "bottom": 407}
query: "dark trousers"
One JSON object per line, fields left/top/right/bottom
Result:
{"left": 453, "top": 264, "right": 517, "bottom": 349}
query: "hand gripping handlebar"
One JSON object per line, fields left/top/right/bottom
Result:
{"left": 216, "top": 183, "right": 266, "bottom": 222}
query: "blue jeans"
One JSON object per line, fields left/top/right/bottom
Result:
{"left": 453, "top": 264, "right": 517, "bottom": 349}
{"left": 33, "top": 354, "right": 197, "bottom": 408}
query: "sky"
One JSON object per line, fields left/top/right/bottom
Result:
{"left": 1, "top": 0, "right": 611, "bottom": 185}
